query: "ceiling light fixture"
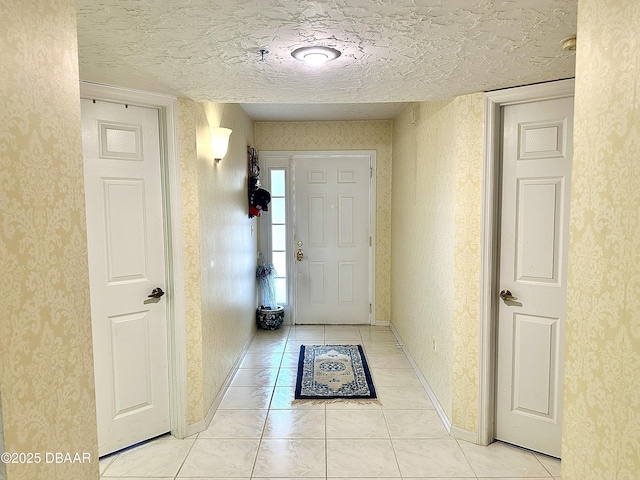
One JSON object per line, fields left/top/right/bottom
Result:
{"left": 292, "top": 46, "right": 341, "bottom": 66}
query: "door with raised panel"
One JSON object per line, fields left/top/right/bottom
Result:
{"left": 293, "top": 154, "right": 372, "bottom": 324}
{"left": 495, "top": 96, "right": 574, "bottom": 457}
{"left": 81, "top": 99, "right": 170, "bottom": 456}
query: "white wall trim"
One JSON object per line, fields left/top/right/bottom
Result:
{"left": 389, "top": 323, "right": 452, "bottom": 434}
{"left": 185, "top": 333, "right": 255, "bottom": 437}
{"left": 478, "top": 79, "right": 575, "bottom": 446}
{"left": 79, "top": 82, "right": 188, "bottom": 439}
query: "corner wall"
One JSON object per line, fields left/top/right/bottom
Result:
{"left": 0, "top": 1, "right": 99, "bottom": 478}
{"left": 562, "top": 0, "right": 640, "bottom": 477}
{"left": 178, "top": 101, "right": 258, "bottom": 426}
{"left": 391, "top": 94, "right": 484, "bottom": 432}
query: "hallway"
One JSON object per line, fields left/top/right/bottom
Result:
{"left": 98, "top": 325, "right": 561, "bottom": 479}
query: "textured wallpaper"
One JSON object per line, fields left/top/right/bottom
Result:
{"left": 255, "top": 120, "right": 393, "bottom": 322}
{"left": 391, "top": 95, "right": 484, "bottom": 429}
{"left": 0, "top": 1, "right": 99, "bottom": 478}
{"left": 177, "top": 100, "right": 206, "bottom": 424}
{"left": 562, "top": 0, "right": 640, "bottom": 478}
{"left": 451, "top": 94, "right": 484, "bottom": 432}
{"left": 178, "top": 100, "right": 258, "bottom": 426}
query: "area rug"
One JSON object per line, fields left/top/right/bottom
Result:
{"left": 295, "top": 344, "right": 377, "bottom": 400}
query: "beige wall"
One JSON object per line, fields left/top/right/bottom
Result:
{"left": 178, "top": 101, "right": 258, "bottom": 425}
{"left": 0, "top": 1, "right": 99, "bottom": 479}
{"left": 255, "top": 121, "right": 393, "bottom": 322}
{"left": 390, "top": 95, "right": 484, "bottom": 429}
{"left": 562, "top": 0, "right": 640, "bottom": 477}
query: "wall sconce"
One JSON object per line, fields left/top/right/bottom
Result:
{"left": 210, "top": 127, "right": 232, "bottom": 164}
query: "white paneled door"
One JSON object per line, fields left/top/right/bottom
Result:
{"left": 293, "top": 154, "right": 372, "bottom": 324}
{"left": 496, "top": 96, "right": 574, "bottom": 458}
{"left": 81, "top": 99, "right": 170, "bottom": 456}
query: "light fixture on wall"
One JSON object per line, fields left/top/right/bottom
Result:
{"left": 210, "top": 127, "right": 232, "bottom": 163}
{"left": 291, "top": 46, "right": 341, "bottom": 66}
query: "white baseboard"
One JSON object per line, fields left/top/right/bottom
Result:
{"left": 374, "top": 320, "right": 390, "bottom": 327}
{"left": 450, "top": 425, "right": 478, "bottom": 444}
{"left": 185, "top": 333, "right": 255, "bottom": 437}
{"left": 389, "top": 323, "right": 480, "bottom": 445}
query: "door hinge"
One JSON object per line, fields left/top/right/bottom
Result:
{"left": 369, "top": 303, "right": 372, "bottom": 313}
{"left": 370, "top": 167, "right": 373, "bottom": 178}
{"left": 369, "top": 236, "right": 372, "bottom": 247}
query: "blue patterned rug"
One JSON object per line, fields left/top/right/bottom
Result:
{"left": 295, "top": 345, "right": 377, "bottom": 400}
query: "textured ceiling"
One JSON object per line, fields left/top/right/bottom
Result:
{"left": 76, "top": 0, "right": 577, "bottom": 120}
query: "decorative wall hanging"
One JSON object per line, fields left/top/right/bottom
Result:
{"left": 248, "top": 146, "right": 271, "bottom": 218}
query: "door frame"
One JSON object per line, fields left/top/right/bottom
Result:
{"left": 259, "top": 150, "right": 377, "bottom": 326}
{"left": 478, "top": 79, "right": 575, "bottom": 446}
{"left": 79, "top": 82, "right": 188, "bottom": 440}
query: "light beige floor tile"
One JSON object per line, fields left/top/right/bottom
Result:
{"left": 253, "top": 439, "right": 326, "bottom": 477}
{"left": 102, "top": 477, "right": 173, "bottom": 480}
{"left": 371, "top": 368, "right": 422, "bottom": 387}
{"left": 280, "top": 352, "right": 301, "bottom": 368}
{"left": 325, "top": 398, "right": 382, "bottom": 410}
{"left": 363, "top": 342, "right": 405, "bottom": 355}
{"left": 326, "top": 439, "right": 401, "bottom": 477}
{"left": 366, "top": 353, "right": 413, "bottom": 369}
{"left": 199, "top": 409, "right": 267, "bottom": 438}
{"left": 247, "top": 340, "right": 286, "bottom": 353}
{"left": 275, "top": 367, "right": 298, "bottom": 387}
{"left": 239, "top": 352, "right": 283, "bottom": 369}
{"left": 392, "top": 438, "right": 475, "bottom": 477}
{"left": 270, "top": 387, "right": 325, "bottom": 410}
{"left": 99, "top": 455, "right": 117, "bottom": 474}
{"left": 384, "top": 409, "right": 449, "bottom": 438}
{"left": 288, "top": 326, "right": 325, "bottom": 341}
{"left": 477, "top": 477, "right": 553, "bottom": 480}
{"left": 458, "top": 440, "right": 551, "bottom": 477}
{"left": 230, "top": 368, "right": 279, "bottom": 387}
{"left": 102, "top": 435, "right": 194, "bottom": 478}
{"left": 326, "top": 409, "right": 390, "bottom": 438}
{"left": 263, "top": 409, "right": 326, "bottom": 438}
{"left": 377, "top": 386, "right": 434, "bottom": 409}
{"left": 218, "top": 386, "right": 273, "bottom": 410}
{"left": 535, "top": 453, "right": 562, "bottom": 476}
{"left": 177, "top": 438, "right": 259, "bottom": 478}
{"left": 285, "top": 340, "right": 310, "bottom": 352}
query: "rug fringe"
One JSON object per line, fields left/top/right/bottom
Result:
{"left": 292, "top": 398, "right": 382, "bottom": 406}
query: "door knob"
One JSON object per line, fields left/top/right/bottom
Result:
{"left": 148, "top": 287, "right": 165, "bottom": 299}
{"left": 295, "top": 249, "right": 305, "bottom": 261}
{"left": 499, "top": 289, "right": 518, "bottom": 301}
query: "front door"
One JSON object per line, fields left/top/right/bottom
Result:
{"left": 293, "top": 153, "right": 372, "bottom": 324}
{"left": 81, "top": 99, "right": 170, "bottom": 456}
{"left": 495, "top": 96, "right": 574, "bottom": 457}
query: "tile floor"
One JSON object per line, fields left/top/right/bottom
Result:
{"left": 99, "top": 325, "right": 561, "bottom": 480}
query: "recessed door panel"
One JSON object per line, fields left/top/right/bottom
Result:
{"left": 516, "top": 178, "right": 563, "bottom": 284}
{"left": 511, "top": 313, "right": 558, "bottom": 420}
{"left": 103, "top": 179, "right": 148, "bottom": 284}
{"left": 110, "top": 311, "right": 153, "bottom": 417}
{"left": 338, "top": 194, "right": 355, "bottom": 247}
{"left": 309, "top": 194, "right": 327, "bottom": 247}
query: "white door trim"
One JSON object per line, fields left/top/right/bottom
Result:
{"left": 478, "top": 79, "right": 575, "bottom": 446}
{"left": 79, "top": 82, "right": 188, "bottom": 440}
{"left": 259, "top": 150, "right": 376, "bottom": 326}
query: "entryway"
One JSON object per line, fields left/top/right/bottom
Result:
{"left": 259, "top": 151, "right": 376, "bottom": 325}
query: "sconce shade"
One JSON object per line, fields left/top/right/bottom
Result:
{"left": 211, "top": 127, "right": 232, "bottom": 163}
